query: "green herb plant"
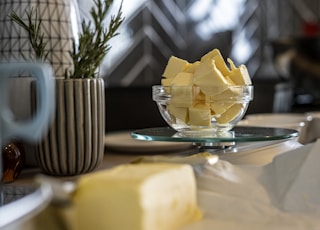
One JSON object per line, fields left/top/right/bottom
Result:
{"left": 10, "top": 0, "right": 124, "bottom": 79}
{"left": 10, "top": 8, "right": 49, "bottom": 62}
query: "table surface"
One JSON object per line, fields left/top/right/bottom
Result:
{"left": 12, "top": 148, "right": 193, "bottom": 185}
{"left": 13, "top": 137, "right": 298, "bottom": 184}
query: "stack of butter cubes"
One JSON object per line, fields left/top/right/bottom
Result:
{"left": 161, "top": 49, "right": 252, "bottom": 127}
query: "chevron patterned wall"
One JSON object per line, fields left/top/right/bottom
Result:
{"left": 80, "top": 0, "right": 320, "bottom": 87}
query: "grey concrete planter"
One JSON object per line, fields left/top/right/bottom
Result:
{"left": 35, "top": 78, "right": 105, "bottom": 176}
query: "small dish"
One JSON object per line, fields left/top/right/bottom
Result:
{"left": 153, "top": 85, "right": 253, "bottom": 136}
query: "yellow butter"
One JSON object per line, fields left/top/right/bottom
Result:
{"left": 73, "top": 163, "right": 202, "bottom": 230}
{"left": 183, "top": 61, "right": 200, "bottom": 73}
{"left": 188, "top": 104, "right": 212, "bottom": 127}
{"left": 227, "top": 58, "right": 252, "bottom": 85}
{"left": 170, "top": 85, "right": 193, "bottom": 107}
{"left": 215, "top": 103, "right": 244, "bottom": 124}
{"left": 167, "top": 104, "right": 189, "bottom": 123}
{"left": 200, "top": 49, "right": 231, "bottom": 76}
{"left": 161, "top": 78, "right": 173, "bottom": 86}
{"left": 193, "top": 88, "right": 207, "bottom": 102}
{"left": 225, "top": 75, "right": 236, "bottom": 85}
{"left": 209, "top": 87, "right": 240, "bottom": 114}
{"left": 162, "top": 56, "right": 189, "bottom": 78}
{"left": 212, "top": 87, "right": 242, "bottom": 101}
{"left": 193, "top": 60, "right": 230, "bottom": 96}
{"left": 161, "top": 48, "right": 251, "bottom": 126}
{"left": 171, "top": 72, "right": 194, "bottom": 86}
{"left": 210, "top": 101, "right": 234, "bottom": 115}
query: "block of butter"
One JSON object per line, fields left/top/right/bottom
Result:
{"left": 193, "top": 59, "right": 231, "bottom": 96}
{"left": 72, "top": 163, "right": 202, "bottom": 230}
{"left": 162, "top": 56, "right": 189, "bottom": 79}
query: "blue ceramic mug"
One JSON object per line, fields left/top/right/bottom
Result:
{"left": 0, "top": 62, "right": 55, "bottom": 179}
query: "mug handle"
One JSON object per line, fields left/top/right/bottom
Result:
{"left": 0, "top": 62, "right": 55, "bottom": 144}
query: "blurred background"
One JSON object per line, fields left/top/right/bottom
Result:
{"left": 78, "top": 0, "right": 320, "bottom": 131}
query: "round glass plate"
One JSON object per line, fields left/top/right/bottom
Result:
{"left": 131, "top": 126, "right": 299, "bottom": 144}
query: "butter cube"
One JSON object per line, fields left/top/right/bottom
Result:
{"left": 210, "top": 86, "right": 241, "bottom": 115}
{"left": 227, "top": 58, "right": 252, "bottom": 85}
{"left": 168, "top": 104, "right": 189, "bottom": 123}
{"left": 215, "top": 103, "right": 244, "bottom": 124}
{"left": 171, "top": 72, "right": 193, "bottom": 86}
{"left": 188, "top": 104, "right": 212, "bottom": 127}
{"left": 170, "top": 85, "right": 193, "bottom": 107}
{"left": 212, "top": 87, "right": 242, "bottom": 100}
{"left": 162, "top": 56, "right": 189, "bottom": 78}
{"left": 193, "top": 88, "right": 207, "bottom": 102}
{"left": 73, "top": 163, "right": 202, "bottom": 230}
{"left": 183, "top": 61, "right": 200, "bottom": 73}
{"left": 225, "top": 75, "right": 236, "bottom": 85}
{"left": 210, "top": 101, "right": 234, "bottom": 115}
{"left": 161, "top": 78, "right": 173, "bottom": 86}
{"left": 200, "top": 49, "right": 231, "bottom": 76}
{"left": 193, "top": 60, "right": 230, "bottom": 96}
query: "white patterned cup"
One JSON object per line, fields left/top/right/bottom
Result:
{"left": 0, "top": 0, "right": 80, "bottom": 78}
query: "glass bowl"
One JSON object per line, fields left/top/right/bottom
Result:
{"left": 153, "top": 85, "right": 254, "bottom": 136}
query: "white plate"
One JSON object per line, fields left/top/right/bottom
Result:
{"left": 305, "top": 111, "right": 320, "bottom": 118}
{"left": 245, "top": 113, "right": 310, "bottom": 123}
{"left": 240, "top": 113, "right": 310, "bottom": 131}
{"left": 105, "top": 131, "right": 193, "bottom": 153}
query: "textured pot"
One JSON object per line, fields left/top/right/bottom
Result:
{"left": 35, "top": 78, "right": 105, "bottom": 176}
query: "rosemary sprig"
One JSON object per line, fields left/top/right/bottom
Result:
{"left": 9, "top": 0, "right": 124, "bottom": 79}
{"left": 68, "top": 0, "right": 124, "bottom": 78}
{"left": 10, "top": 8, "right": 49, "bottom": 62}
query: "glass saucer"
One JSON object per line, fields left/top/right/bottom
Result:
{"left": 131, "top": 126, "right": 299, "bottom": 149}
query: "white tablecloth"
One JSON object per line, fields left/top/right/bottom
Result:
{"left": 184, "top": 139, "right": 320, "bottom": 230}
